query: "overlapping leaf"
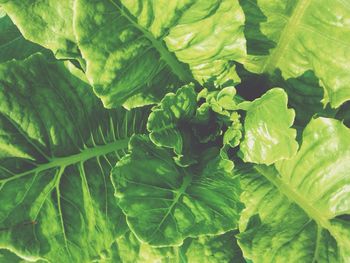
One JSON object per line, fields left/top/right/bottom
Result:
{"left": 239, "top": 0, "right": 350, "bottom": 108}
{"left": 0, "top": 54, "right": 148, "bottom": 262}
{"left": 239, "top": 88, "right": 298, "bottom": 164}
{"left": 0, "top": 14, "right": 51, "bottom": 63}
{"left": 105, "top": 230, "right": 245, "bottom": 263}
{"left": 147, "top": 84, "right": 197, "bottom": 158}
{"left": 112, "top": 135, "right": 242, "bottom": 246}
{"left": 0, "top": 1, "right": 79, "bottom": 60}
{"left": 238, "top": 118, "right": 350, "bottom": 262}
{"left": 74, "top": 0, "right": 246, "bottom": 107}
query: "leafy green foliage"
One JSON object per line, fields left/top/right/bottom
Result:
{"left": 0, "top": 54, "right": 148, "bottom": 262}
{"left": 0, "top": 1, "right": 79, "bottom": 60}
{"left": 0, "top": 14, "right": 51, "bottom": 63}
{"left": 238, "top": 118, "right": 350, "bottom": 262}
{"left": 0, "top": 2, "right": 350, "bottom": 263}
{"left": 239, "top": 0, "right": 350, "bottom": 108}
{"left": 112, "top": 135, "right": 242, "bottom": 246}
{"left": 76, "top": 0, "right": 246, "bottom": 108}
{"left": 147, "top": 84, "right": 197, "bottom": 163}
{"left": 239, "top": 88, "right": 298, "bottom": 165}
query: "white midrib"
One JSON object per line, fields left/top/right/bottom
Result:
{"left": 262, "top": 0, "right": 312, "bottom": 73}
{"left": 1, "top": 138, "right": 130, "bottom": 184}
{"left": 256, "top": 166, "right": 332, "bottom": 231}
{"left": 258, "top": 165, "right": 330, "bottom": 261}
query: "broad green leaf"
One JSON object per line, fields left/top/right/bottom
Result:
{"left": 182, "top": 230, "right": 245, "bottom": 263}
{"left": 147, "top": 84, "right": 197, "bottom": 158}
{"left": 114, "top": 231, "right": 180, "bottom": 263}
{"left": 270, "top": 70, "right": 337, "bottom": 126}
{"left": 239, "top": 88, "right": 298, "bottom": 165}
{"left": 239, "top": 0, "right": 350, "bottom": 108}
{"left": 0, "top": 7, "right": 5, "bottom": 18}
{"left": 238, "top": 118, "right": 350, "bottom": 262}
{"left": 0, "top": 15, "right": 52, "bottom": 63}
{"left": 0, "top": 1, "right": 79, "bottom": 60}
{"left": 109, "top": 230, "right": 245, "bottom": 263}
{"left": 74, "top": 0, "right": 246, "bottom": 108}
{"left": 0, "top": 248, "right": 30, "bottom": 263}
{"left": 112, "top": 135, "right": 242, "bottom": 246}
{"left": 336, "top": 102, "right": 350, "bottom": 128}
{"left": 0, "top": 54, "right": 148, "bottom": 262}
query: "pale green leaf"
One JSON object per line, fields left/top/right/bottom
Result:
{"left": 223, "top": 113, "right": 243, "bottom": 148}
{"left": 114, "top": 231, "right": 179, "bottom": 263}
{"left": 238, "top": 117, "right": 350, "bottom": 262}
{"left": 197, "top": 86, "right": 242, "bottom": 117}
{"left": 0, "top": 7, "right": 5, "bottom": 18}
{"left": 74, "top": 0, "right": 246, "bottom": 107}
{"left": 240, "top": 0, "right": 350, "bottom": 108}
{"left": 270, "top": 70, "right": 335, "bottom": 126}
{"left": 239, "top": 88, "right": 298, "bottom": 165}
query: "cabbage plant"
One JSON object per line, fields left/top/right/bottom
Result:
{"left": 0, "top": 1, "right": 349, "bottom": 262}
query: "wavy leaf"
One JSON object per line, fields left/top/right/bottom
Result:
{"left": 239, "top": 88, "right": 298, "bottom": 165}
{"left": 147, "top": 84, "right": 197, "bottom": 159}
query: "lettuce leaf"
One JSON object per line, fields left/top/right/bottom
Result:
{"left": 0, "top": 54, "right": 148, "bottom": 262}
{"left": 0, "top": 1, "right": 79, "bottom": 60}
{"left": 238, "top": 118, "right": 350, "bottom": 262}
{"left": 239, "top": 0, "right": 350, "bottom": 108}
{"left": 74, "top": 0, "right": 246, "bottom": 107}
{"left": 239, "top": 88, "right": 298, "bottom": 165}
{"left": 106, "top": 230, "right": 245, "bottom": 263}
{"left": 112, "top": 135, "right": 242, "bottom": 246}
{"left": 0, "top": 14, "right": 52, "bottom": 63}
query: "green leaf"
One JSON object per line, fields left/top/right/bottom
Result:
{"left": 113, "top": 231, "right": 180, "bottom": 263}
{"left": 239, "top": 0, "right": 350, "bottom": 108}
{"left": 147, "top": 84, "right": 197, "bottom": 158}
{"left": 198, "top": 86, "right": 242, "bottom": 117}
{"left": 270, "top": 70, "right": 337, "bottom": 126}
{"left": 223, "top": 113, "right": 243, "bottom": 149}
{"left": 336, "top": 102, "right": 350, "bottom": 128}
{"left": 0, "top": 248, "right": 30, "bottom": 263}
{"left": 0, "top": 15, "right": 51, "bottom": 63}
{"left": 182, "top": 230, "right": 246, "bottom": 263}
{"left": 74, "top": 0, "right": 246, "bottom": 107}
{"left": 147, "top": 84, "right": 229, "bottom": 167}
{"left": 238, "top": 118, "right": 350, "bottom": 262}
{"left": 109, "top": 230, "right": 245, "bottom": 263}
{"left": 112, "top": 135, "right": 242, "bottom": 246}
{"left": 0, "top": 7, "right": 5, "bottom": 18}
{"left": 0, "top": 54, "right": 148, "bottom": 262}
{"left": 0, "top": 0, "right": 79, "bottom": 60}
{"left": 239, "top": 88, "right": 298, "bottom": 165}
